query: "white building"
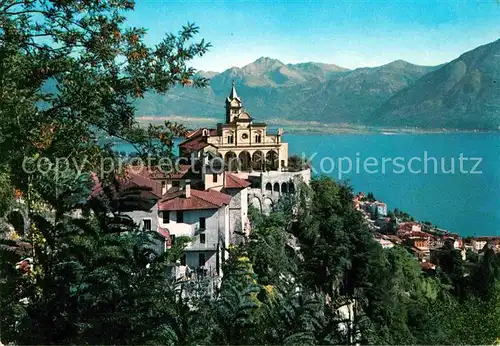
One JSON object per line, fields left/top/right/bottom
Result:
{"left": 471, "top": 238, "right": 488, "bottom": 252}
{"left": 369, "top": 201, "right": 388, "bottom": 218}
{"left": 158, "top": 181, "right": 231, "bottom": 278}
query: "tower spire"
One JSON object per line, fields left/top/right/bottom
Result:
{"left": 229, "top": 79, "right": 240, "bottom": 101}
{"left": 225, "top": 81, "right": 242, "bottom": 123}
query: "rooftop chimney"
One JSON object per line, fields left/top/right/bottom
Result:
{"left": 185, "top": 180, "right": 191, "bottom": 198}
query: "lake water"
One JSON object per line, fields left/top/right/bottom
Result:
{"left": 114, "top": 133, "right": 500, "bottom": 237}
{"left": 286, "top": 132, "right": 499, "bottom": 237}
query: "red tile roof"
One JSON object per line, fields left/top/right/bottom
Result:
{"left": 157, "top": 226, "right": 172, "bottom": 247}
{"left": 420, "top": 262, "right": 436, "bottom": 270}
{"left": 130, "top": 166, "right": 167, "bottom": 179}
{"left": 180, "top": 128, "right": 218, "bottom": 151}
{"left": 158, "top": 188, "right": 231, "bottom": 211}
{"left": 398, "top": 230, "right": 432, "bottom": 239}
{"left": 185, "top": 128, "right": 218, "bottom": 138}
{"left": 124, "top": 172, "right": 163, "bottom": 198}
{"left": 89, "top": 171, "right": 162, "bottom": 199}
{"left": 127, "top": 164, "right": 196, "bottom": 180}
{"left": 157, "top": 226, "right": 169, "bottom": 238}
{"left": 224, "top": 173, "right": 251, "bottom": 189}
{"left": 180, "top": 138, "right": 208, "bottom": 151}
{"left": 165, "top": 164, "right": 197, "bottom": 179}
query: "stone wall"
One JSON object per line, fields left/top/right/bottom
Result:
{"left": 247, "top": 169, "right": 310, "bottom": 214}
{"left": 224, "top": 188, "right": 248, "bottom": 244}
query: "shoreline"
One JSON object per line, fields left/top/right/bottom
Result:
{"left": 136, "top": 116, "right": 499, "bottom": 135}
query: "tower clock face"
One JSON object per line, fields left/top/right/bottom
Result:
{"left": 241, "top": 133, "right": 248, "bottom": 139}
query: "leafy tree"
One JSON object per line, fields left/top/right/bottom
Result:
{"left": 386, "top": 216, "right": 398, "bottom": 234}
{"left": 430, "top": 285, "right": 500, "bottom": 345}
{"left": 0, "top": 1, "right": 208, "bottom": 344}
{"left": 287, "top": 154, "right": 309, "bottom": 172}
{"left": 435, "top": 242, "right": 466, "bottom": 297}
{"left": 469, "top": 247, "right": 500, "bottom": 301}
{"left": 247, "top": 216, "right": 297, "bottom": 286}
{"left": 0, "top": 0, "right": 209, "bottom": 213}
{"left": 366, "top": 192, "right": 375, "bottom": 201}
{"left": 1, "top": 195, "right": 188, "bottom": 344}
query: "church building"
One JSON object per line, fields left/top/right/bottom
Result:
{"left": 179, "top": 82, "right": 289, "bottom": 172}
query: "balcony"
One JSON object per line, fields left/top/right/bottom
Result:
{"left": 208, "top": 135, "right": 280, "bottom": 148}
{"left": 184, "top": 240, "right": 218, "bottom": 251}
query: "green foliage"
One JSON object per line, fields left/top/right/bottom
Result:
{"left": 0, "top": 170, "right": 14, "bottom": 216}
{"left": 435, "top": 242, "right": 467, "bottom": 296}
{"left": 0, "top": 0, "right": 210, "bottom": 204}
{"left": 394, "top": 208, "right": 413, "bottom": 222}
{"left": 238, "top": 176, "right": 500, "bottom": 345}
{"left": 428, "top": 285, "right": 500, "bottom": 345}
{"left": 1, "top": 202, "right": 186, "bottom": 344}
{"left": 0, "top": 1, "right": 208, "bottom": 344}
{"left": 3, "top": 167, "right": 499, "bottom": 345}
{"left": 287, "top": 154, "right": 309, "bottom": 172}
{"left": 468, "top": 248, "right": 500, "bottom": 301}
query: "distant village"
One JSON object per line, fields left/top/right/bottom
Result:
{"left": 354, "top": 192, "right": 500, "bottom": 270}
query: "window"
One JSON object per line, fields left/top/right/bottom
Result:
{"left": 161, "top": 181, "right": 166, "bottom": 190}
{"left": 227, "top": 135, "right": 234, "bottom": 144}
{"left": 170, "top": 234, "right": 175, "bottom": 244}
{"left": 255, "top": 134, "right": 262, "bottom": 143}
{"left": 143, "top": 219, "right": 151, "bottom": 231}
{"left": 163, "top": 211, "right": 170, "bottom": 223}
{"left": 172, "top": 180, "right": 180, "bottom": 188}
{"left": 199, "top": 253, "right": 206, "bottom": 267}
{"left": 213, "top": 173, "right": 218, "bottom": 183}
{"left": 241, "top": 133, "right": 248, "bottom": 139}
{"left": 180, "top": 254, "right": 186, "bottom": 266}
{"left": 199, "top": 217, "right": 206, "bottom": 230}
{"left": 176, "top": 211, "right": 184, "bottom": 223}
{"left": 200, "top": 233, "right": 206, "bottom": 244}
{"left": 232, "top": 108, "right": 239, "bottom": 114}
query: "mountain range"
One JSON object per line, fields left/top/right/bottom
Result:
{"left": 135, "top": 39, "right": 500, "bottom": 130}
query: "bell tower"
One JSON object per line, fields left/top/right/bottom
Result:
{"left": 225, "top": 80, "right": 242, "bottom": 123}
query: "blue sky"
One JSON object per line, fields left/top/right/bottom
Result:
{"left": 127, "top": 0, "right": 500, "bottom": 71}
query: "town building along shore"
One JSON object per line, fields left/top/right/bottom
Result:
{"left": 354, "top": 192, "right": 500, "bottom": 270}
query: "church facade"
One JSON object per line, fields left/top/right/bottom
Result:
{"left": 179, "top": 82, "right": 288, "bottom": 172}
